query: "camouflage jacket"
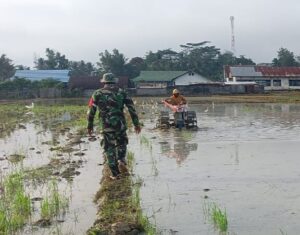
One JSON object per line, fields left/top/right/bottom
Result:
{"left": 87, "top": 84, "right": 140, "bottom": 132}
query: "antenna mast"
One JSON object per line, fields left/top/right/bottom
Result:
{"left": 230, "top": 16, "right": 235, "bottom": 54}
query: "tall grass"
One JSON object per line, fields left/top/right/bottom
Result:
{"left": 0, "top": 172, "right": 32, "bottom": 233}
{"left": 40, "top": 180, "right": 69, "bottom": 220}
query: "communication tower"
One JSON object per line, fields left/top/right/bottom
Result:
{"left": 230, "top": 16, "right": 235, "bottom": 54}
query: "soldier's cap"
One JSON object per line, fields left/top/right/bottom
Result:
{"left": 173, "top": 89, "right": 180, "bottom": 94}
{"left": 101, "top": 73, "right": 118, "bottom": 83}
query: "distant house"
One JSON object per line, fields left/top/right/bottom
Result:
{"left": 133, "top": 71, "right": 211, "bottom": 88}
{"left": 13, "top": 70, "right": 70, "bottom": 83}
{"left": 224, "top": 65, "right": 300, "bottom": 90}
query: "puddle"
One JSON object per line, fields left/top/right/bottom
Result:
{"left": 129, "top": 103, "right": 300, "bottom": 235}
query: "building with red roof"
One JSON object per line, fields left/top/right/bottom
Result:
{"left": 224, "top": 65, "right": 300, "bottom": 90}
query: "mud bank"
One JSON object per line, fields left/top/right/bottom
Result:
{"left": 88, "top": 159, "right": 155, "bottom": 235}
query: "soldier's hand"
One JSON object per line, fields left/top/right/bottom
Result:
{"left": 87, "top": 128, "right": 93, "bottom": 136}
{"left": 135, "top": 126, "right": 141, "bottom": 134}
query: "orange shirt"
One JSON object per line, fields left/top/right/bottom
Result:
{"left": 166, "top": 95, "right": 187, "bottom": 105}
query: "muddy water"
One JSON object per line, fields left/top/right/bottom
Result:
{"left": 0, "top": 104, "right": 103, "bottom": 234}
{"left": 129, "top": 103, "right": 300, "bottom": 235}
{"left": 1, "top": 101, "right": 300, "bottom": 235}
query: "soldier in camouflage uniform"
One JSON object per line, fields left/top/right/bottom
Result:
{"left": 87, "top": 73, "right": 141, "bottom": 179}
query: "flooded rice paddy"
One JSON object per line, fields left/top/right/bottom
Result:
{"left": 0, "top": 101, "right": 103, "bottom": 234}
{"left": 130, "top": 102, "right": 300, "bottom": 235}
{"left": 1, "top": 100, "right": 300, "bottom": 234}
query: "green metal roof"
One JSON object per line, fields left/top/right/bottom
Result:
{"left": 133, "top": 71, "right": 187, "bottom": 82}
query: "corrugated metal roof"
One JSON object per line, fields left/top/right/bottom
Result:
{"left": 228, "top": 66, "right": 300, "bottom": 78}
{"left": 230, "top": 66, "right": 262, "bottom": 77}
{"left": 14, "top": 70, "right": 70, "bottom": 82}
{"left": 133, "top": 71, "right": 187, "bottom": 82}
{"left": 256, "top": 66, "right": 300, "bottom": 76}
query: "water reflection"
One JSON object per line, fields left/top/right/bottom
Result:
{"left": 159, "top": 131, "right": 198, "bottom": 165}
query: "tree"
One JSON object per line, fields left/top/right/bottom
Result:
{"left": 180, "top": 41, "right": 221, "bottom": 80}
{"left": 69, "top": 60, "right": 96, "bottom": 76}
{"left": 35, "top": 48, "right": 69, "bottom": 70}
{"left": 98, "top": 49, "right": 127, "bottom": 76}
{"left": 272, "top": 48, "right": 299, "bottom": 67}
{"left": 15, "top": 65, "right": 30, "bottom": 70}
{"left": 218, "top": 51, "right": 236, "bottom": 66}
{"left": 235, "top": 55, "right": 255, "bottom": 65}
{"left": 144, "top": 49, "right": 181, "bottom": 71}
{"left": 0, "top": 54, "right": 15, "bottom": 81}
{"left": 124, "top": 57, "right": 146, "bottom": 79}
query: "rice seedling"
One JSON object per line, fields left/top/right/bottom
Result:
{"left": 140, "top": 135, "right": 152, "bottom": 149}
{"left": 130, "top": 152, "right": 156, "bottom": 234}
{"left": 202, "top": 201, "right": 228, "bottom": 233}
{"left": 40, "top": 180, "right": 69, "bottom": 220}
{"left": 132, "top": 177, "right": 156, "bottom": 235}
{"left": 41, "top": 198, "right": 51, "bottom": 220}
{"left": 0, "top": 172, "right": 32, "bottom": 233}
{"left": 211, "top": 204, "right": 228, "bottom": 232}
{"left": 127, "top": 151, "right": 135, "bottom": 171}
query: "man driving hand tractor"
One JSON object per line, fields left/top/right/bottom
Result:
{"left": 164, "top": 89, "right": 187, "bottom": 106}
{"left": 164, "top": 89, "right": 187, "bottom": 128}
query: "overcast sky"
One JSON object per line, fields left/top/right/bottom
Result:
{"left": 1, "top": 0, "right": 300, "bottom": 67}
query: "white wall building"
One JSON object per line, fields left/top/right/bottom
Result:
{"left": 133, "top": 71, "right": 212, "bottom": 88}
{"left": 224, "top": 65, "right": 300, "bottom": 90}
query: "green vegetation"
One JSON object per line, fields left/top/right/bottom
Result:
{"left": 211, "top": 204, "right": 228, "bottom": 232}
{"left": 140, "top": 135, "right": 152, "bottom": 149}
{"left": 0, "top": 102, "right": 88, "bottom": 233}
{"left": 88, "top": 151, "right": 156, "bottom": 234}
{"left": 0, "top": 171, "right": 69, "bottom": 233}
{"left": 0, "top": 102, "right": 88, "bottom": 138}
{"left": 0, "top": 104, "right": 28, "bottom": 138}
{"left": 0, "top": 172, "right": 31, "bottom": 233}
{"left": 131, "top": 177, "right": 156, "bottom": 235}
{"left": 31, "top": 103, "right": 87, "bottom": 133}
{"left": 0, "top": 54, "right": 15, "bottom": 82}
{"left": 0, "top": 77, "right": 64, "bottom": 91}
{"left": 1, "top": 44, "right": 300, "bottom": 88}
{"left": 40, "top": 181, "right": 69, "bottom": 220}
{"left": 203, "top": 201, "right": 228, "bottom": 233}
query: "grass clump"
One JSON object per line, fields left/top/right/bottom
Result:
{"left": 203, "top": 201, "right": 228, "bottom": 233}
{"left": 40, "top": 180, "right": 69, "bottom": 220}
{"left": 0, "top": 172, "right": 32, "bottom": 233}
{"left": 211, "top": 204, "right": 228, "bottom": 232}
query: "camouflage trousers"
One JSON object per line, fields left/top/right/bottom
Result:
{"left": 100, "top": 131, "right": 128, "bottom": 176}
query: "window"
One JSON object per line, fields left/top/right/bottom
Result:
{"left": 273, "top": 80, "right": 281, "bottom": 87}
{"left": 255, "top": 80, "right": 271, "bottom": 86}
{"left": 289, "top": 80, "right": 300, "bottom": 86}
